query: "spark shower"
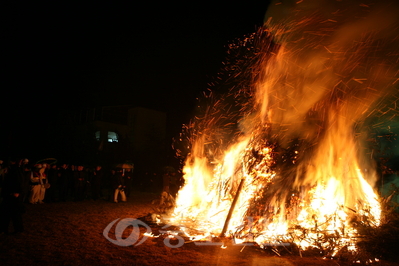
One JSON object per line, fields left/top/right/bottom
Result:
{"left": 170, "top": 0, "right": 399, "bottom": 254}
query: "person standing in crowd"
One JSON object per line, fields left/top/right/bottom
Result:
{"left": 74, "top": 165, "right": 87, "bottom": 201}
{"left": 45, "top": 164, "right": 58, "bottom": 202}
{"left": 91, "top": 165, "right": 103, "bottom": 201}
{"left": 124, "top": 168, "right": 133, "bottom": 198}
{"left": 29, "top": 164, "right": 42, "bottom": 204}
{"left": 58, "top": 163, "right": 72, "bottom": 201}
{"left": 113, "top": 169, "right": 126, "bottom": 203}
{"left": 107, "top": 169, "right": 116, "bottom": 201}
{"left": 69, "top": 164, "right": 76, "bottom": 200}
{"left": 0, "top": 158, "right": 24, "bottom": 235}
{"left": 38, "top": 164, "right": 48, "bottom": 203}
{"left": 19, "top": 158, "right": 31, "bottom": 203}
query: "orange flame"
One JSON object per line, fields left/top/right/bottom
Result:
{"left": 171, "top": 0, "right": 398, "bottom": 253}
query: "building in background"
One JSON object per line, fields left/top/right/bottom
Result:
{"left": 74, "top": 105, "right": 167, "bottom": 178}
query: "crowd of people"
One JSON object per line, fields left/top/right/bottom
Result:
{"left": 0, "top": 157, "right": 141, "bottom": 235}
{"left": 0, "top": 157, "right": 184, "bottom": 235}
{"left": 0, "top": 158, "right": 136, "bottom": 204}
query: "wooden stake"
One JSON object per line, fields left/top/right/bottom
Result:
{"left": 219, "top": 177, "right": 246, "bottom": 237}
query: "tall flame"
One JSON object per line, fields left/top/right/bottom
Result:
{"left": 171, "top": 0, "right": 399, "bottom": 253}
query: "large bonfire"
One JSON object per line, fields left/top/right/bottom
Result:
{"left": 169, "top": 0, "right": 399, "bottom": 257}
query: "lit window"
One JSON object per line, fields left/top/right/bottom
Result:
{"left": 95, "top": 131, "right": 100, "bottom": 141}
{"left": 107, "top": 131, "right": 119, "bottom": 143}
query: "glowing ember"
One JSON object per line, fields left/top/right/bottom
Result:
{"left": 170, "top": 0, "right": 398, "bottom": 256}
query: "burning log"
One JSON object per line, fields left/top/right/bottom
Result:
{"left": 220, "top": 176, "right": 246, "bottom": 237}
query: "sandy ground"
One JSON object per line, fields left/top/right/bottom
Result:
{"left": 0, "top": 192, "right": 398, "bottom": 266}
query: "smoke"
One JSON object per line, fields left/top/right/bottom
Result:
{"left": 255, "top": 0, "right": 399, "bottom": 148}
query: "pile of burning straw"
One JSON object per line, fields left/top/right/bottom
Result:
{"left": 165, "top": 0, "right": 399, "bottom": 264}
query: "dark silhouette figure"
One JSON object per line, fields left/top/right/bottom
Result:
{"left": 91, "top": 165, "right": 103, "bottom": 200}
{"left": 0, "top": 159, "right": 24, "bottom": 235}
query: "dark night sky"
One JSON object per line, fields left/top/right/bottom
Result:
{"left": 2, "top": 2, "right": 271, "bottom": 157}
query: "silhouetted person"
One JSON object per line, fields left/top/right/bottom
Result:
{"left": 74, "top": 165, "right": 87, "bottom": 201}
{"left": 0, "top": 159, "right": 24, "bottom": 235}
{"left": 45, "top": 164, "right": 58, "bottom": 202}
{"left": 113, "top": 169, "right": 126, "bottom": 203}
{"left": 91, "top": 165, "right": 103, "bottom": 200}
{"left": 58, "top": 163, "right": 72, "bottom": 201}
{"left": 124, "top": 168, "right": 133, "bottom": 198}
{"left": 19, "top": 158, "right": 31, "bottom": 203}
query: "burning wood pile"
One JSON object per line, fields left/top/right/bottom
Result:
{"left": 150, "top": 0, "right": 399, "bottom": 263}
